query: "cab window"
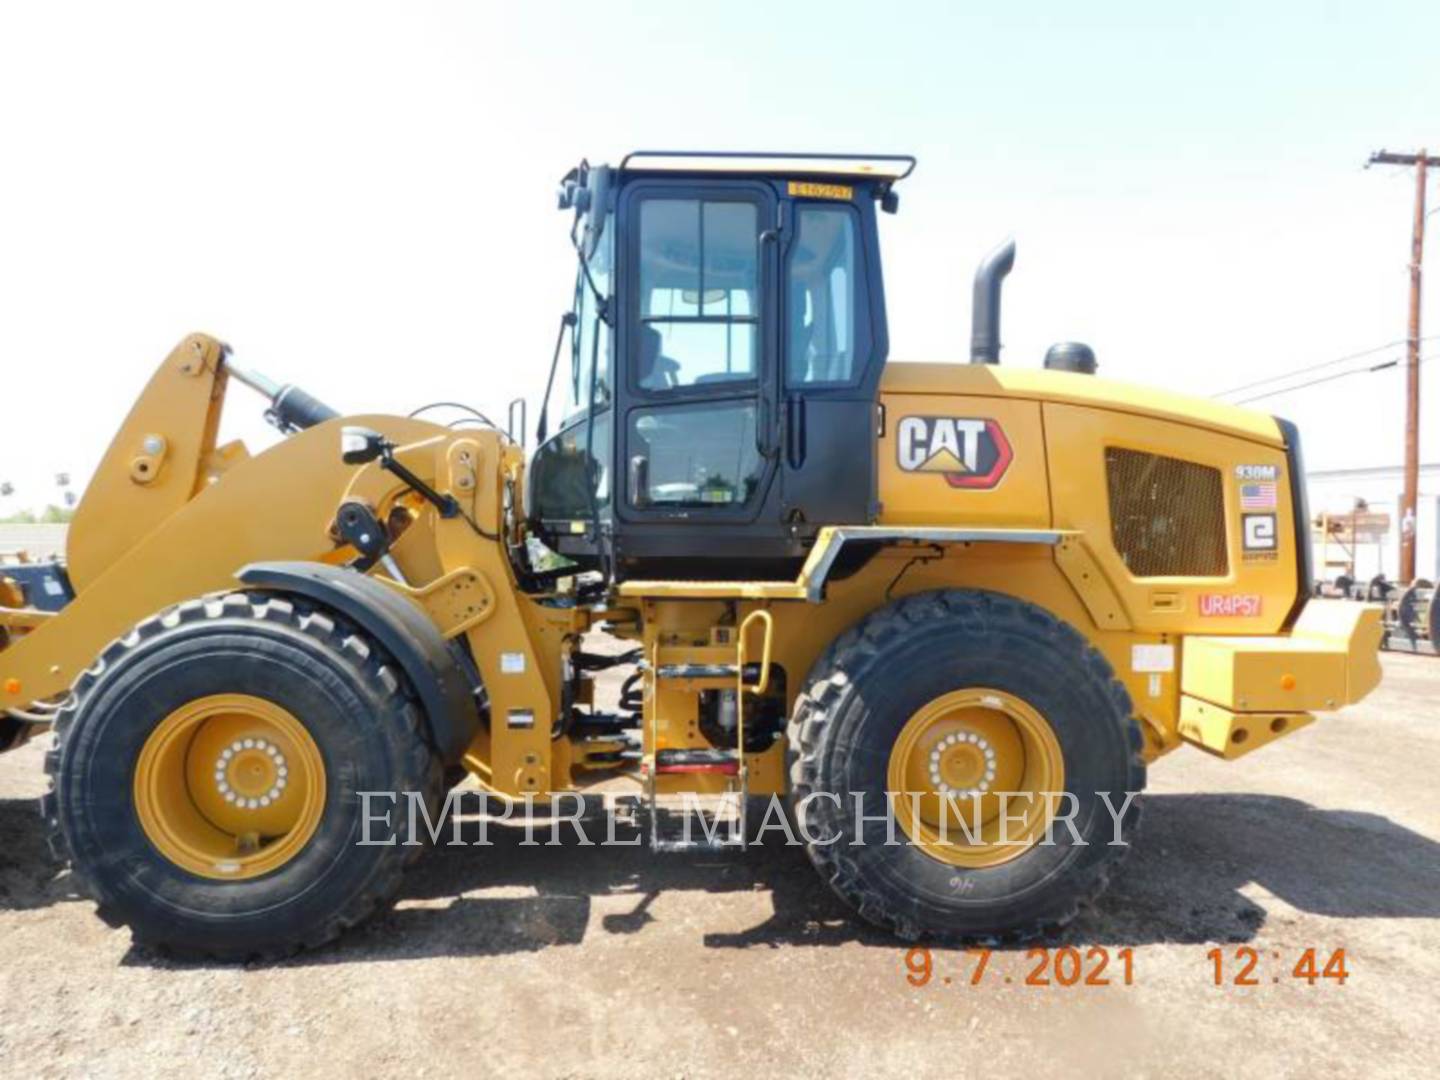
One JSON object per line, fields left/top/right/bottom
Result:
{"left": 628, "top": 401, "right": 762, "bottom": 508}
{"left": 787, "top": 206, "right": 860, "bottom": 385}
{"left": 636, "top": 198, "right": 759, "bottom": 390}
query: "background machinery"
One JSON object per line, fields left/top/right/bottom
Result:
{"left": 1310, "top": 506, "right": 1437, "bottom": 654}
{"left": 0, "top": 153, "right": 1381, "bottom": 957}
{"left": 1316, "top": 574, "right": 1439, "bottom": 655}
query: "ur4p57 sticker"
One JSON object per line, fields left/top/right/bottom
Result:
{"left": 896, "top": 417, "right": 1013, "bottom": 489}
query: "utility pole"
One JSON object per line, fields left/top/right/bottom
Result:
{"left": 1368, "top": 149, "right": 1430, "bottom": 583}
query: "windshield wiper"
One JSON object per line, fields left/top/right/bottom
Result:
{"left": 575, "top": 247, "right": 612, "bottom": 326}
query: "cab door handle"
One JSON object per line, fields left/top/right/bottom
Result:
{"left": 754, "top": 222, "right": 782, "bottom": 459}
{"left": 756, "top": 396, "right": 778, "bottom": 457}
{"left": 786, "top": 396, "right": 807, "bottom": 469}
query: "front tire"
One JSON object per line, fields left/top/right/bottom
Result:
{"left": 43, "top": 592, "right": 440, "bottom": 959}
{"left": 787, "top": 589, "right": 1146, "bottom": 942}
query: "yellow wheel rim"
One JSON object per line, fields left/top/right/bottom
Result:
{"left": 133, "top": 693, "right": 326, "bottom": 881}
{"left": 887, "top": 688, "right": 1065, "bottom": 868}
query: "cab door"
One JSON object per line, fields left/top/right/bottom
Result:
{"left": 617, "top": 180, "right": 779, "bottom": 528}
{"left": 778, "top": 194, "right": 886, "bottom": 525}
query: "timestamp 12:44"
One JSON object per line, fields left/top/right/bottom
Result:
{"left": 1208, "top": 946, "right": 1349, "bottom": 986}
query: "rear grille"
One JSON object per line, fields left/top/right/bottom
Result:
{"left": 1104, "top": 448, "right": 1228, "bottom": 577}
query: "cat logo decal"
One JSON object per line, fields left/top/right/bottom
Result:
{"left": 896, "top": 417, "right": 1013, "bottom": 490}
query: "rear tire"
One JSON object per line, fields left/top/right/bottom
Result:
{"left": 787, "top": 589, "right": 1146, "bottom": 942}
{"left": 43, "top": 592, "right": 441, "bottom": 960}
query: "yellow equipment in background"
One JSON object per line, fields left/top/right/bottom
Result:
{"left": 0, "top": 153, "right": 1380, "bottom": 958}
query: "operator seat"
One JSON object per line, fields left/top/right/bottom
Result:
{"left": 638, "top": 325, "right": 681, "bottom": 390}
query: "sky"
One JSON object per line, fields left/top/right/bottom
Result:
{"left": 1, "top": 0, "right": 1438, "bottom": 513}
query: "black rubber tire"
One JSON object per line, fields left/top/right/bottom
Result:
{"left": 42, "top": 592, "right": 441, "bottom": 960}
{"left": 787, "top": 589, "right": 1146, "bottom": 943}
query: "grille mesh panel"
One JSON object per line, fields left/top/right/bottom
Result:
{"left": 1105, "top": 448, "right": 1228, "bottom": 577}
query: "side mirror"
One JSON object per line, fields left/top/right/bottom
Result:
{"left": 341, "top": 426, "right": 389, "bottom": 466}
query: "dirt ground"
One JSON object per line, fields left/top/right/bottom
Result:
{"left": 1, "top": 652, "right": 1438, "bottom": 1079}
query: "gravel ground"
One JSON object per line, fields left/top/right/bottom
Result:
{"left": 1, "top": 651, "right": 1437, "bottom": 1079}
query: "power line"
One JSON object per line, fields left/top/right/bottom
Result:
{"left": 1211, "top": 337, "right": 1440, "bottom": 399}
{"left": 1230, "top": 353, "right": 1436, "bottom": 406}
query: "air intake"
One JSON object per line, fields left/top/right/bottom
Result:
{"left": 1044, "top": 342, "right": 1097, "bottom": 375}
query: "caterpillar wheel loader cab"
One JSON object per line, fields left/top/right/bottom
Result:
{"left": 528, "top": 152, "right": 904, "bottom": 579}
{"left": 0, "top": 152, "right": 1383, "bottom": 959}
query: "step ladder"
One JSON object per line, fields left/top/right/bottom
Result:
{"left": 644, "top": 610, "right": 773, "bottom": 853}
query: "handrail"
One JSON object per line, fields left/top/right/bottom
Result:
{"left": 738, "top": 609, "right": 774, "bottom": 694}
{"left": 619, "top": 150, "right": 918, "bottom": 180}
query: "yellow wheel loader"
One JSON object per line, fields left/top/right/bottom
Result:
{"left": 0, "top": 152, "right": 1381, "bottom": 957}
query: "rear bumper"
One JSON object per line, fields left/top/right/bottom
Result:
{"left": 1178, "top": 599, "right": 1383, "bottom": 758}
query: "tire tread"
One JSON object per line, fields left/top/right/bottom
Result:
{"left": 42, "top": 591, "right": 441, "bottom": 961}
{"left": 785, "top": 588, "right": 1147, "bottom": 944}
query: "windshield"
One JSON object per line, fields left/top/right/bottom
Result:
{"left": 565, "top": 212, "right": 614, "bottom": 420}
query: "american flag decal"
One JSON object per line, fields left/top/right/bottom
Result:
{"left": 1239, "top": 482, "right": 1277, "bottom": 510}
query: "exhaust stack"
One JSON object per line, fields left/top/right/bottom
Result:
{"left": 969, "top": 239, "right": 1016, "bottom": 364}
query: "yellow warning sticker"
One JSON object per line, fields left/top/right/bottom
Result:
{"left": 788, "top": 181, "right": 853, "bottom": 201}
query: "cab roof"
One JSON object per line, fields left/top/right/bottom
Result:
{"left": 617, "top": 151, "right": 917, "bottom": 181}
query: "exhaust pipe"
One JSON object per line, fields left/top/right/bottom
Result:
{"left": 969, "top": 239, "right": 1016, "bottom": 364}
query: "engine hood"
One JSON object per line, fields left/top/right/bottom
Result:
{"left": 880, "top": 362, "right": 1283, "bottom": 447}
